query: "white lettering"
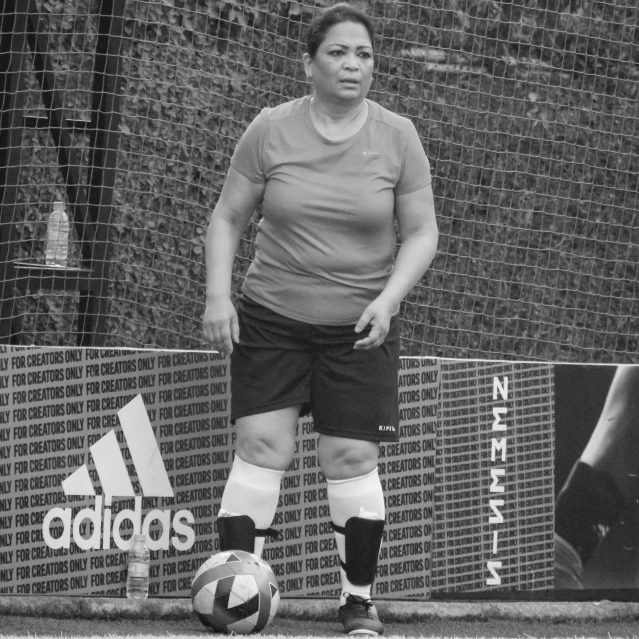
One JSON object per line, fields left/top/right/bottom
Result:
{"left": 493, "top": 376, "right": 508, "bottom": 400}
{"left": 491, "top": 438, "right": 506, "bottom": 462}
{"left": 486, "top": 560, "right": 502, "bottom": 585}
{"left": 492, "top": 407, "right": 507, "bottom": 431}
{"left": 490, "top": 468, "right": 505, "bottom": 493}
{"left": 489, "top": 499, "right": 504, "bottom": 524}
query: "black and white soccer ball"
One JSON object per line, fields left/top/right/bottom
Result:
{"left": 191, "top": 550, "right": 280, "bottom": 634}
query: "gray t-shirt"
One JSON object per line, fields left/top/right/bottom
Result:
{"left": 230, "top": 95, "right": 432, "bottom": 325}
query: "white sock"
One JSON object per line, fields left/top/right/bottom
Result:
{"left": 326, "top": 468, "right": 385, "bottom": 605}
{"left": 219, "top": 455, "right": 284, "bottom": 556}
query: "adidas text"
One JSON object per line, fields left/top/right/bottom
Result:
{"left": 43, "top": 496, "right": 195, "bottom": 551}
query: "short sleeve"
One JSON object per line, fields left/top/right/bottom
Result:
{"left": 395, "top": 122, "right": 432, "bottom": 195}
{"left": 229, "top": 109, "right": 268, "bottom": 184}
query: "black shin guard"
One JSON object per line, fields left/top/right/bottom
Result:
{"left": 218, "top": 515, "right": 281, "bottom": 554}
{"left": 335, "top": 516, "right": 385, "bottom": 586}
{"left": 218, "top": 515, "right": 256, "bottom": 553}
{"left": 555, "top": 461, "right": 626, "bottom": 566}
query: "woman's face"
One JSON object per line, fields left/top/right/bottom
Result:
{"left": 304, "top": 21, "right": 374, "bottom": 105}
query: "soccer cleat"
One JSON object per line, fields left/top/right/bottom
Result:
{"left": 338, "top": 593, "right": 384, "bottom": 636}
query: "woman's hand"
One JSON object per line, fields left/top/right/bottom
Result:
{"left": 203, "top": 296, "right": 239, "bottom": 357}
{"left": 353, "top": 297, "right": 394, "bottom": 350}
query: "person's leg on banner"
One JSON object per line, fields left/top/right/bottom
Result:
{"left": 555, "top": 365, "right": 639, "bottom": 586}
{"left": 579, "top": 365, "right": 639, "bottom": 504}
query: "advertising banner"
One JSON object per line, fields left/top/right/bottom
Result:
{"left": 554, "top": 365, "right": 639, "bottom": 591}
{"left": 0, "top": 347, "right": 636, "bottom": 598}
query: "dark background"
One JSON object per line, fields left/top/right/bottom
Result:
{"left": 5, "top": 0, "right": 639, "bottom": 361}
{"left": 554, "top": 364, "right": 639, "bottom": 590}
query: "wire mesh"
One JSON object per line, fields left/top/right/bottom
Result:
{"left": 1, "top": 0, "right": 638, "bottom": 360}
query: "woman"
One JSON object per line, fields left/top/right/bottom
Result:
{"left": 203, "top": 3, "right": 438, "bottom": 634}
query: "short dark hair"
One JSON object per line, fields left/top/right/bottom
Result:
{"left": 306, "top": 2, "right": 375, "bottom": 59}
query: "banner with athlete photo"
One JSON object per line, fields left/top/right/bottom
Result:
{"left": 553, "top": 365, "right": 639, "bottom": 592}
{"left": 0, "top": 347, "right": 636, "bottom": 599}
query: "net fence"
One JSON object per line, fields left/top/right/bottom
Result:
{"left": 1, "top": 0, "right": 638, "bottom": 361}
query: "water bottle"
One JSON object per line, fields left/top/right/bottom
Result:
{"left": 126, "top": 533, "right": 150, "bottom": 599}
{"left": 45, "top": 200, "right": 69, "bottom": 267}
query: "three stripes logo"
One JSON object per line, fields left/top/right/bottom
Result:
{"left": 43, "top": 395, "right": 195, "bottom": 552}
{"left": 62, "top": 394, "right": 173, "bottom": 498}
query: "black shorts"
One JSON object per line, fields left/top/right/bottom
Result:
{"left": 230, "top": 297, "right": 400, "bottom": 443}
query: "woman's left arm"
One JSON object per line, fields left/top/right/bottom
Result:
{"left": 354, "top": 184, "right": 438, "bottom": 350}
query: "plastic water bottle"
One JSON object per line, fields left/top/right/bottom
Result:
{"left": 126, "top": 533, "right": 150, "bottom": 599}
{"left": 45, "top": 200, "right": 69, "bottom": 267}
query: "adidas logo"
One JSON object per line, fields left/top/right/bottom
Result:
{"left": 43, "top": 395, "right": 195, "bottom": 552}
{"left": 61, "top": 394, "right": 173, "bottom": 498}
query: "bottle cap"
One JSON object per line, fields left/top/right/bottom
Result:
{"left": 53, "top": 201, "right": 65, "bottom": 212}
{"left": 133, "top": 533, "right": 146, "bottom": 542}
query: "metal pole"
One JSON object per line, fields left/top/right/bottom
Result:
{"left": 79, "top": 0, "right": 127, "bottom": 346}
{"left": 0, "top": 1, "right": 29, "bottom": 344}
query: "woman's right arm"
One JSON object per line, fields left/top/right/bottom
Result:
{"left": 203, "top": 166, "right": 265, "bottom": 355}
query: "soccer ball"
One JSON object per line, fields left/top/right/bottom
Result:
{"left": 191, "top": 550, "right": 280, "bottom": 634}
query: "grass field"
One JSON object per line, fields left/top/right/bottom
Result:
{"left": 2, "top": 613, "right": 639, "bottom": 638}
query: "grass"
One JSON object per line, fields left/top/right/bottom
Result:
{"left": 1, "top": 614, "right": 639, "bottom": 638}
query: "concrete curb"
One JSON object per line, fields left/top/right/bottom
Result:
{"left": 1, "top": 596, "right": 639, "bottom": 622}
